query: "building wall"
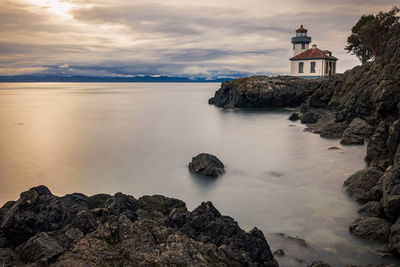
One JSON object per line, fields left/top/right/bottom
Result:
{"left": 291, "top": 59, "right": 337, "bottom": 78}
{"left": 293, "top": 43, "right": 309, "bottom": 56}
{"left": 290, "top": 59, "right": 324, "bottom": 77}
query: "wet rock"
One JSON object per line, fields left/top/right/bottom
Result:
{"left": 344, "top": 170, "right": 383, "bottom": 202}
{"left": 273, "top": 248, "right": 285, "bottom": 256}
{"left": 382, "top": 165, "right": 400, "bottom": 220}
{"left": 308, "top": 261, "right": 331, "bottom": 267}
{"left": 319, "top": 122, "right": 348, "bottom": 138}
{"left": 349, "top": 217, "right": 391, "bottom": 242}
{"left": 343, "top": 168, "right": 384, "bottom": 203}
{"left": 189, "top": 153, "right": 224, "bottom": 177}
{"left": 274, "top": 233, "right": 310, "bottom": 248}
{"left": 358, "top": 201, "right": 383, "bottom": 217}
{"left": 340, "top": 118, "right": 374, "bottom": 145}
{"left": 340, "top": 135, "right": 364, "bottom": 145}
{"left": 288, "top": 112, "right": 299, "bottom": 121}
{"left": 342, "top": 118, "right": 374, "bottom": 141}
{"left": 301, "top": 112, "right": 320, "bottom": 124}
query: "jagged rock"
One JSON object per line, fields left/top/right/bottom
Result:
{"left": 342, "top": 118, "right": 374, "bottom": 140}
{"left": 319, "top": 122, "right": 348, "bottom": 138}
{"left": 349, "top": 217, "right": 391, "bottom": 242}
{"left": 382, "top": 165, "right": 400, "bottom": 220}
{"left": 389, "top": 217, "right": 400, "bottom": 254}
{"left": 366, "top": 122, "right": 391, "bottom": 170}
{"left": 387, "top": 120, "right": 400, "bottom": 157}
{"left": 16, "top": 232, "right": 64, "bottom": 264}
{"left": 301, "top": 112, "right": 320, "bottom": 124}
{"left": 288, "top": 112, "right": 299, "bottom": 121}
{"left": 189, "top": 153, "right": 224, "bottom": 177}
{"left": 209, "top": 76, "right": 313, "bottom": 108}
{"left": 343, "top": 168, "right": 384, "bottom": 203}
{"left": 358, "top": 201, "right": 383, "bottom": 217}
{"left": 0, "top": 186, "right": 278, "bottom": 266}
{"left": 0, "top": 248, "right": 21, "bottom": 266}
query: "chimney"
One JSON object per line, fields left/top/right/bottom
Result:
{"left": 312, "top": 44, "right": 317, "bottom": 49}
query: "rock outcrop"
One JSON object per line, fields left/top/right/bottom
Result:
{"left": 189, "top": 153, "right": 225, "bottom": 177}
{"left": 208, "top": 76, "right": 314, "bottom": 109}
{"left": 209, "top": 22, "right": 400, "bottom": 254}
{"left": 0, "top": 186, "right": 278, "bottom": 266}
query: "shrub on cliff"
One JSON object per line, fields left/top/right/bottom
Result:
{"left": 345, "top": 6, "right": 399, "bottom": 63}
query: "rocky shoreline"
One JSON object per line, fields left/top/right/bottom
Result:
{"left": 0, "top": 185, "right": 279, "bottom": 266}
{"left": 209, "top": 23, "right": 400, "bottom": 259}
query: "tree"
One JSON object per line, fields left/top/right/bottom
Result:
{"left": 345, "top": 7, "right": 399, "bottom": 63}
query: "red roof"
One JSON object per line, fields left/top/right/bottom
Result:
{"left": 290, "top": 48, "right": 338, "bottom": 61}
{"left": 296, "top": 25, "right": 307, "bottom": 33}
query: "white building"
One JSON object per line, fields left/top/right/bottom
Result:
{"left": 289, "top": 25, "right": 338, "bottom": 79}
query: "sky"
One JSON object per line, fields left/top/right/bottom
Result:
{"left": 0, "top": 0, "right": 397, "bottom": 79}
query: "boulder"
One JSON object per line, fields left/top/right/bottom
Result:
{"left": 288, "top": 112, "right": 299, "bottom": 121}
{"left": 189, "top": 153, "right": 224, "bottom": 177}
{"left": 300, "top": 112, "right": 320, "bottom": 124}
{"left": 340, "top": 118, "right": 373, "bottom": 145}
{"left": 16, "top": 232, "right": 64, "bottom": 264}
{"left": 319, "top": 122, "right": 348, "bottom": 138}
{"left": 340, "top": 135, "right": 364, "bottom": 145}
{"left": 349, "top": 217, "right": 391, "bottom": 242}
{"left": 358, "top": 201, "right": 383, "bottom": 217}
{"left": 381, "top": 165, "right": 400, "bottom": 219}
{"left": 343, "top": 168, "right": 384, "bottom": 203}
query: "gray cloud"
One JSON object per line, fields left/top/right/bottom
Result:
{"left": 0, "top": 0, "right": 397, "bottom": 77}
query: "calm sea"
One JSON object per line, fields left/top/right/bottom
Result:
{"left": 0, "top": 83, "right": 396, "bottom": 266}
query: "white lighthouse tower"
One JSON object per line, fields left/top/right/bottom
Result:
{"left": 291, "top": 25, "right": 311, "bottom": 56}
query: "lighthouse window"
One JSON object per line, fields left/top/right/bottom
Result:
{"left": 298, "top": 62, "right": 304, "bottom": 73}
{"left": 310, "top": 62, "right": 316, "bottom": 73}
{"left": 301, "top": 43, "right": 305, "bottom": 49}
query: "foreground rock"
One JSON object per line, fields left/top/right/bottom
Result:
{"left": 189, "top": 153, "right": 225, "bottom": 177}
{"left": 343, "top": 168, "right": 384, "bottom": 203}
{"left": 0, "top": 186, "right": 278, "bottom": 266}
{"left": 349, "top": 217, "right": 391, "bottom": 242}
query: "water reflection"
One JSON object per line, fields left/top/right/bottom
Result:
{"left": 0, "top": 82, "right": 396, "bottom": 265}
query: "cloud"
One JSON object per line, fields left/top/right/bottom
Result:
{"left": 0, "top": 0, "right": 397, "bottom": 77}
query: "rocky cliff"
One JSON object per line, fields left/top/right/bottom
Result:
{"left": 0, "top": 186, "right": 278, "bottom": 266}
{"left": 209, "top": 23, "right": 400, "bottom": 254}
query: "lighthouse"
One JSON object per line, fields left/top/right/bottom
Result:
{"left": 291, "top": 25, "right": 311, "bottom": 56}
{"left": 289, "top": 25, "right": 338, "bottom": 79}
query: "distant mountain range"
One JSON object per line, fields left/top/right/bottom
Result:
{"left": 0, "top": 75, "right": 234, "bottom": 83}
